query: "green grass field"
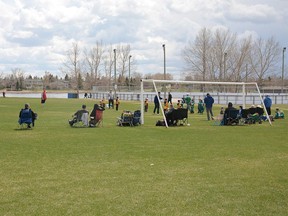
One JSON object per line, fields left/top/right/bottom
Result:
{"left": 1, "top": 97, "right": 288, "bottom": 216}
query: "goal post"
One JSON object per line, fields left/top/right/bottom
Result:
{"left": 140, "top": 79, "right": 272, "bottom": 127}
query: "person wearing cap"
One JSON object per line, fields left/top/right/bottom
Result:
{"left": 204, "top": 93, "right": 215, "bottom": 120}
{"left": 263, "top": 95, "right": 272, "bottom": 115}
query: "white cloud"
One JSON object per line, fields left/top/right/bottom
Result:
{"left": 9, "top": 30, "right": 35, "bottom": 39}
{"left": 0, "top": 0, "right": 287, "bottom": 78}
{"left": 227, "top": 2, "right": 280, "bottom": 23}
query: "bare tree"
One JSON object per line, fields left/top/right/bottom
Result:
{"left": 83, "top": 41, "right": 104, "bottom": 89}
{"left": 183, "top": 28, "right": 213, "bottom": 81}
{"left": 183, "top": 28, "right": 280, "bottom": 85}
{"left": 249, "top": 37, "right": 280, "bottom": 85}
{"left": 61, "top": 42, "right": 82, "bottom": 95}
{"left": 103, "top": 45, "right": 115, "bottom": 89}
{"left": 212, "top": 28, "right": 237, "bottom": 81}
{"left": 117, "top": 44, "right": 131, "bottom": 85}
{"left": 228, "top": 36, "right": 252, "bottom": 82}
{"left": 183, "top": 28, "right": 237, "bottom": 82}
{"left": 145, "top": 73, "right": 173, "bottom": 80}
{"left": 11, "top": 68, "right": 25, "bottom": 90}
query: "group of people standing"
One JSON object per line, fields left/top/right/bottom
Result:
{"left": 107, "top": 90, "right": 120, "bottom": 111}
{"left": 152, "top": 92, "right": 215, "bottom": 121}
{"left": 152, "top": 92, "right": 285, "bottom": 122}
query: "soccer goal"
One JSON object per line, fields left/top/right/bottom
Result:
{"left": 140, "top": 79, "right": 272, "bottom": 127}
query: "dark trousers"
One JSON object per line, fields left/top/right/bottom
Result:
{"left": 109, "top": 99, "right": 114, "bottom": 109}
{"left": 206, "top": 107, "right": 214, "bottom": 120}
{"left": 266, "top": 107, "right": 271, "bottom": 115}
{"left": 153, "top": 103, "right": 160, "bottom": 114}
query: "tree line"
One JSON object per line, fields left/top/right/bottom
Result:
{"left": 182, "top": 27, "right": 284, "bottom": 87}
{"left": 0, "top": 27, "right": 286, "bottom": 91}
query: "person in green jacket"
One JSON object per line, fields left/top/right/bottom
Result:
{"left": 190, "top": 98, "right": 195, "bottom": 114}
{"left": 274, "top": 107, "right": 285, "bottom": 119}
{"left": 198, "top": 99, "right": 204, "bottom": 114}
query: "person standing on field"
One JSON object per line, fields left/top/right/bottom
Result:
{"left": 153, "top": 92, "right": 162, "bottom": 115}
{"left": 204, "top": 93, "right": 214, "bottom": 120}
{"left": 144, "top": 98, "right": 149, "bottom": 112}
{"left": 41, "top": 89, "right": 47, "bottom": 105}
{"left": 108, "top": 90, "right": 114, "bottom": 109}
{"left": 168, "top": 92, "right": 172, "bottom": 104}
{"left": 263, "top": 95, "right": 272, "bottom": 115}
{"left": 115, "top": 97, "right": 120, "bottom": 111}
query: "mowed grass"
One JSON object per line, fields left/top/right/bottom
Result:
{"left": 0, "top": 97, "right": 288, "bottom": 216}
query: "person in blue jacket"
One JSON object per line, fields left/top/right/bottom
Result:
{"left": 204, "top": 93, "right": 214, "bottom": 120}
{"left": 263, "top": 95, "right": 272, "bottom": 115}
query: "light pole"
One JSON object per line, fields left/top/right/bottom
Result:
{"left": 224, "top": 52, "right": 227, "bottom": 81}
{"left": 128, "top": 55, "right": 132, "bottom": 91}
{"left": 113, "top": 49, "right": 116, "bottom": 96}
{"left": 245, "top": 64, "right": 248, "bottom": 82}
{"left": 282, "top": 47, "right": 286, "bottom": 93}
{"left": 162, "top": 44, "right": 166, "bottom": 98}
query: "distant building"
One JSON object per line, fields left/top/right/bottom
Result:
{"left": 24, "top": 78, "right": 43, "bottom": 90}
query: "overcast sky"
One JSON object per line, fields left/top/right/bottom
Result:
{"left": 0, "top": 0, "right": 287, "bottom": 78}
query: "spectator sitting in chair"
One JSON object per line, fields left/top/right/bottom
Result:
{"left": 89, "top": 104, "right": 104, "bottom": 126}
{"left": 19, "top": 103, "right": 37, "bottom": 128}
{"left": 100, "top": 98, "right": 106, "bottom": 109}
{"left": 165, "top": 103, "right": 175, "bottom": 115}
{"left": 225, "top": 102, "right": 236, "bottom": 112}
{"left": 176, "top": 100, "right": 182, "bottom": 109}
{"left": 163, "top": 99, "right": 169, "bottom": 113}
{"left": 69, "top": 104, "right": 89, "bottom": 126}
{"left": 222, "top": 102, "right": 237, "bottom": 125}
{"left": 165, "top": 103, "right": 176, "bottom": 125}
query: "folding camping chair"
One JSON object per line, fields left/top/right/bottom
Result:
{"left": 246, "top": 107, "right": 263, "bottom": 124}
{"left": 175, "top": 108, "right": 188, "bottom": 126}
{"left": 117, "top": 110, "right": 133, "bottom": 126}
{"left": 89, "top": 106, "right": 104, "bottom": 127}
{"left": 69, "top": 111, "right": 89, "bottom": 127}
{"left": 213, "top": 114, "right": 224, "bottom": 126}
{"left": 19, "top": 109, "right": 33, "bottom": 129}
{"left": 223, "top": 109, "right": 240, "bottom": 125}
{"left": 132, "top": 110, "right": 141, "bottom": 126}
{"left": 165, "top": 108, "right": 188, "bottom": 126}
